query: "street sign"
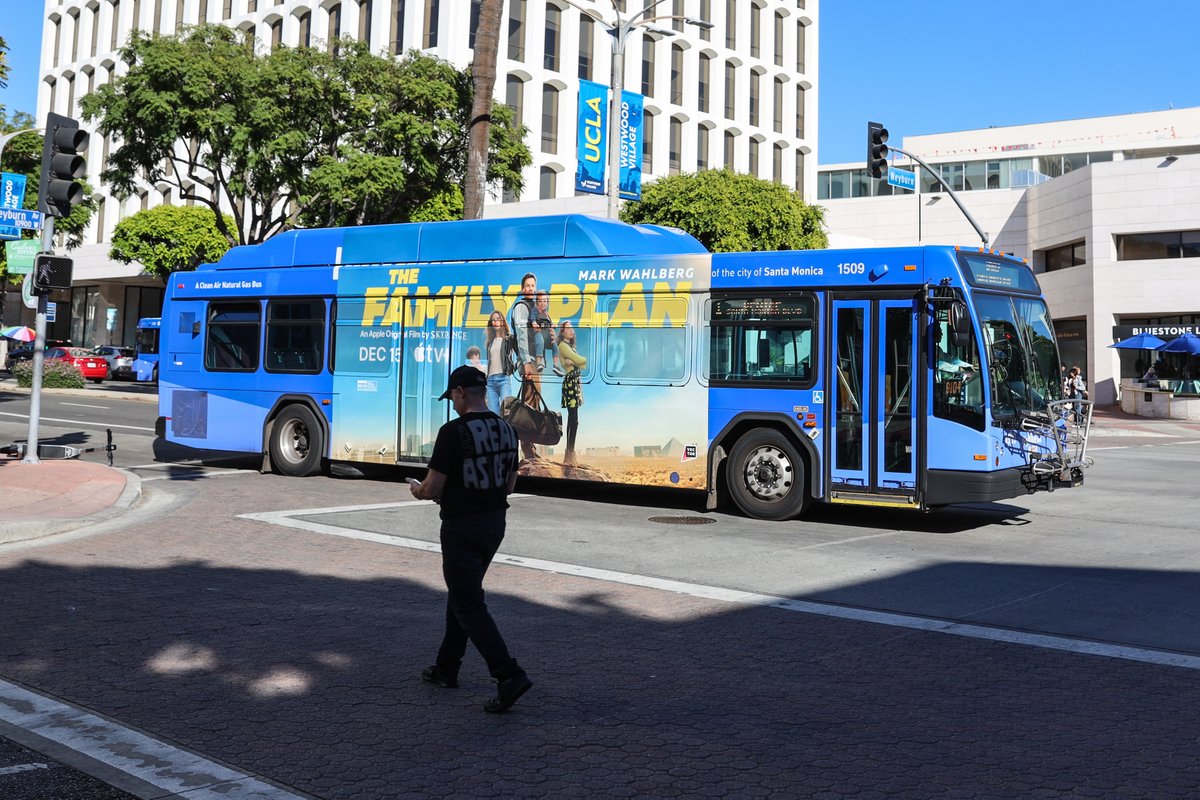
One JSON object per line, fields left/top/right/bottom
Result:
{"left": 887, "top": 166, "right": 917, "bottom": 191}
{"left": 46, "top": 303, "right": 57, "bottom": 323}
{"left": 4, "top": 238, "right": 38, "bottom": 274}
{"left": 0, "top": 207, "right": 44, "bottom": 230}
{"left": 21, "top": 273, "right": 37, "bottom": 309}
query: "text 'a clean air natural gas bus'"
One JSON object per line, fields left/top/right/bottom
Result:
{"left": 152, "top": 214, "right": 1091, "bottom": 520}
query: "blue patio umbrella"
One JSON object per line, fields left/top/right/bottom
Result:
{"left": 1157, "top": 332, "right": 1200, "bottom": 355}
{"left": 1108, "top": 332, "right": 1166, "bottom": 351}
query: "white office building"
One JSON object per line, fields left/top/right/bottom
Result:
{"left": 7, "top": 0, "right": 818, "bottom": 348}
{"left": 816, "top": 107, "right": 1200, "bottom": 406}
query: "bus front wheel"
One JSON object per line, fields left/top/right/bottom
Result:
{"left": 269, "top": 405, "right": 324, "bottom": 477}
{"left": 726, "top": 429, "right": 808, "bottom": 520}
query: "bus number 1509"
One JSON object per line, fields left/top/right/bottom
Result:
{"left": 837, "top": 262, "right": 866, "bottom": 275}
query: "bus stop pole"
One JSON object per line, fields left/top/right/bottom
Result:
{"left": 21, "top": 216, "right": 54, "bottom": 464}
{"left": 888, "top": 145, "right": 989, "bottom": 250}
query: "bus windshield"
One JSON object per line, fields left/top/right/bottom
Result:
{"left": 136, "top": 325, "right": 160, "bottom": 356}
{"left": 974, "top": 293, "right": 1063, "bottom": 419}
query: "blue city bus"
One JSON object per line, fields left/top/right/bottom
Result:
{"left": 132, "top": 316, "right": 161, "bottom": 382}
{"left": 153, "top": 215, "right": 1091, "bottom": 520}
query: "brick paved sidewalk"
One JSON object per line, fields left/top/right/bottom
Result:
{"left": 0, "top": 475, "right": 1197, "bottom": 798}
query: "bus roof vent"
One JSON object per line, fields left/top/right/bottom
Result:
{"left": 207, "top": 215, "right": 706, "bottom": 270}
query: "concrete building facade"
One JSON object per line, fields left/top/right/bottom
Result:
{"left": 816, "top": 107, "right": 1200, "bottom": 406}
{"left": 5, "top": 0, "right": 819, "bottom": 349}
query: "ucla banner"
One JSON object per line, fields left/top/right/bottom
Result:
{"left": 0, "top": 172, "right": 27, "bottom": 241}
{"left": 575, "top": 80, "right": 608, "bottom": 195}
{"left": 617, "top": 91, "right": 644, "bottom": 201}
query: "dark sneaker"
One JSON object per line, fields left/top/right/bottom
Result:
{"left": 484, "top": 673, "right": 533, "bottom": 713}
{"left": 421, "top": 665, "right": 459, "bottom": 689}
{"left": 552, "top": 366, "right": 564, "bottom": 377}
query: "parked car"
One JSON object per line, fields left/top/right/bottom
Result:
{"left": 45, "top": 347, "right": 110, "bottom": 383}
{"left": 4, "top": 340, "right": 73, "bottom": 373}
{"left": 92, "top": 345, "right": 136, "bottom": 380}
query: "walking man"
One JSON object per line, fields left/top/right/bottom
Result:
{"left": 409, "top": 365, "right": 533, "bottom": 712}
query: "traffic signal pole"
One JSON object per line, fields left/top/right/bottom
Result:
{"left": 21, "top": 215, "right": 53, "bottom": 464}
{"left": 887, "top": 144, "right": 989, "bottom": 250}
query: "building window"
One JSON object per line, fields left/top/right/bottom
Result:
{"left": 469, "top": 0, "right": 480, "bottom": 48}
{"left": 670, "top": 44, "right": 684, "bottom": 104}
{"left": 390, "top": 0, "right": 405, "bottom": 54}
{"left": 697, "top": 54, "right": 711, "bottom": 113}
{"left": 153, "top": 0, "right": 162, "bottom": 32}
{"left": 795, "top": 150, "right": 804, "bottom": 194}
{"left": 748, "top": 137, "right": 759, "bottom": 175}
{"left": 641, "top": 36, "right": 655, "bottom": 97}
{"left": 795, "top": 20, "right": 805, "bottom": 72}
{"left": 131, "top": 0, "right": 141, "bottom": 32}
{"left": 541, "top": 84, "right": 558, "bottom": 154}
{"left": 198, "top": 0, "right": 208, "bottom": 22}
{"left": 508, "top": 0, "right": 525, "bottom": 60}
{"left": 540, "top": 166, "right": 556, "bottom": 199}
{"left": 91, "top": 5, "right": 102, "bottom": 56}
{"left": 773, "top": 11, "right": 783, "bottom": 66}
{"left": 543, "top": 4, "right": 559, "bottom": 70}
{"left": 505, "top": 74, "right": 524, "bottom": 126}
{"left": 672, "top": 0, "right": 684, "bottom": 32}
{"left": 724, "top": 0, "right": 736, "bottom": 49}
{"left": 298, "top": 10, "right": 312, "bottom": 47}
{"left": 175, "top": 0, "right": 185, "bottom": 32}
{"left": 698, "top": 0, "right": 711, "bottom": 41}
{"left": 1116, "top": 231, "right": 1200, "bottom": 261}
{"left": 642, "top": 111, "right": 654, "bottom": 173}
{"left": 795, "top": 84, "right": 804, "bottom": 138}
{"left": 697, "top": 126, "right": 709, "bottom": 170}
{"left": 748, "top": 70, "right": 760, "bottom": 126}
{"left": 724, "top": 130, "right": 735, "bottom": 168}
{"left": 749, "top": 2, "right": 760, "bottom": 57}
{"left": 723, "top": 61, "right": 735, "bottom": 119}
{"left": 70, "top": 11, "right": 80, "bottom": 62}
{"left": 772, "top": 76, "right": 783, "bottom": 133}
{"left": 772, "top": 142, "right": 783, "bottom": 183}
{"left": 423, "top": 0, "right": 439, "bottom": 48}
{"left": 270, "top": 18, "right": 282, "bottom": 50}
{"left": 112, "top": 0, "right": 122, "bottom": 48}
{"left": 328, "top": 3, "right": 342, "bottom": 51}
{"left": 578, "top": 14, "right": 593, "bottom": 80}
{"left": 359, "top": 0, "right": 372, "bottom": 45}
{"left": 1041, "top": 241, "right": 1086, "bottom": 272}
{"left": 669, "top": 116, "right": 682, "bottom": 175}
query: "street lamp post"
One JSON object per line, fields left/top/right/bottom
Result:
{"left": 564, "top": 1, "right": 711, "bottom": 219}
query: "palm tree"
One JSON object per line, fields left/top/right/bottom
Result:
{"left": 463, "top": 0, "right": 503, "bottom": 219}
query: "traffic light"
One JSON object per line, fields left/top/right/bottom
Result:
{"left": 867, "top": 121, "right": 888, "bottom": 179}
{"left": 38, "top": 112, "right": 89, "bottom": 218}
{"left": 31, "top": 253, "right": 74, "bottom": 295}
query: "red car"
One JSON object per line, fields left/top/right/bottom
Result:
{"left": 46, "top": 347, "right": 110, "bottom": 383}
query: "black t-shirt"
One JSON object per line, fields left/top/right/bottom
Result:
{"left": 427, "top": 411, "right": 520, "bottom": 520}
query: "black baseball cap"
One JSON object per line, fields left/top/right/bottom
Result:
{"left": 438, "top": 364, "right": 488, "bottom": 400}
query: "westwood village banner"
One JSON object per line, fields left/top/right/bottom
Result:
{"left": 617, "top": 90, "right": 644, "bottom": 201}
{"left": 575, "top": 80, "right": 608, "bottom": 195}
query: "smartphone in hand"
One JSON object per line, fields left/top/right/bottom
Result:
{"left": 406, "top": 477, "right": 421, "bottom": 488}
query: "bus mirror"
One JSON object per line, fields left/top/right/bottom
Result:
{"left": 948, "top": 300, "right": 972, "bottom": 347}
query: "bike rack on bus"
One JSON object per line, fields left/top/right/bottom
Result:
{"left": 1026, "top": 400, "right": 1093, "bottom": 486}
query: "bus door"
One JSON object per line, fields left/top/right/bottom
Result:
{"left": 398, "top": 298, "right": 451, "bottom": 461}
{"left": 828, "top": 297, "right": 918, "bottom": 504}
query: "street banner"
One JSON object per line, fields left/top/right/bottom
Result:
{"left": 575, "top": 79, "right": 608, "bottom": 195}
{"left": 4, "top": 238, "right": 38, "bottom": 274}
{"left": 0, "top": 172, "right": 27, "bottom": 240}
{"left": 617, "top": 90, "right": 644, "bottom": 201}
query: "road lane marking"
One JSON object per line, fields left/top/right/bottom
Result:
{"left": 0, "top": 411, "right": 154, "bottom": 432}
{"left": 58, "top": 402, "right": 109, "bottom": 409}
{"left": 0, "top": 678, "right": 308, "bottom": 799}
{"left": 240, "top": 502, "right": 1200, "bottom": 673}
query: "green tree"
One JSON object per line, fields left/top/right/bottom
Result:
{"left": 1, "top": 34, "right": 9, "bottom": 96}
{"left": 109, "top": 205, "right": 236, "bottom": 280}
{"left": 81, "top": 25, "right": 530, "bottom": 246}
{"left": 620, "top": 169, "right": 828, "bottom": 252}
{"left": 0, "top": 111, "right": 96, "bottom": 283}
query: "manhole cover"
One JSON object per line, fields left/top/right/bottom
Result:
{"left": 647, "top": 516, "right": 716, "bottom": 525}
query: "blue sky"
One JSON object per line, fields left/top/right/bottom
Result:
{"left": 4, "top": 1, "right": 1200, "bottom": 165}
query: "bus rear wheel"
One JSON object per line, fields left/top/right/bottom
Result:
{"left": 269, "top": 404, "right": 324, "bottom": 477}
{"left": 727, "top": 429, "right": 808, "bottom": 520}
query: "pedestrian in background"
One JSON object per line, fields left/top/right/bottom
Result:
{"left": 409, "top": 365, "right": 533, "bottom": 713}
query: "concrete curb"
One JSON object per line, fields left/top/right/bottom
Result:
{"left": 0, "top": 468, "right": 143, "bottom": 547}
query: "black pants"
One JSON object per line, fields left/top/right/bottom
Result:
{"left": 435, "top": 510, "right": 521, "bottom": 681}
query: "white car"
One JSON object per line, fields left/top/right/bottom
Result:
{"left": 92, "top": 345, "right": 136, "bottom": 380}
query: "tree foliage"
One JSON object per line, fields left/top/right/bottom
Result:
{"left": 0, "top": 111, "right": 96, "bottom": 283}
{"left": 0, "top": 34, "right": 9, "bottom": 95}
{"left": 620, "top": 169, "right": 828, "bottom": 253}
{"left": 109, "top": 205, "right": 236, "bottom": 279}
{"left": 80, "top": 25, "right": 530, "bottom": 246}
